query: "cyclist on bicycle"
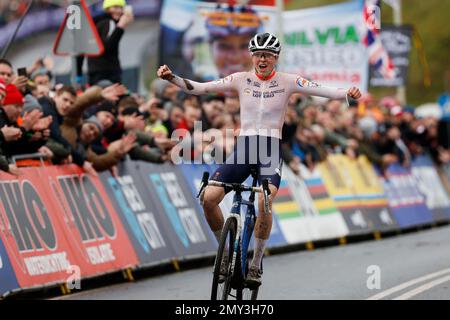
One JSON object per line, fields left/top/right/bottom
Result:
{"left": 157, "top": 32, "right": 361, "bottom": 288}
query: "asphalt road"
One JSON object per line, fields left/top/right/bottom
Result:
{"left": 55, "top": 225, "right": 450, "bottom": 300}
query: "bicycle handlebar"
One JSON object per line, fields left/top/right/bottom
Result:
{"left": 207, "top": 180, "right": 265, "bottom": 194}
{"left": 197, "top": 171, "right": 271, "bottom": 214}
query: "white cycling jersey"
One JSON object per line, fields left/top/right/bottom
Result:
{"left": 171, "top": 70, "right": 348, "bottom": 139}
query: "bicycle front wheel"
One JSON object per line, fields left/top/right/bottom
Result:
{"left": 211, "top": 217, "right": 237, "bottom": 300}
{"left": 237, "top": 252, "right": 259, "bottom": 300}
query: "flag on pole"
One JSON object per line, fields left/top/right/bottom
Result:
{"left": 363, "top": 0, "right": 397, "bottom": 79}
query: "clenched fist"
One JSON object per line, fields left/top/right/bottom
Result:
{"left": 157, "top": 65, "right": 174, "bottom": 81}
{"left": 347, "top": 87, "right": 362, "bottom": 100}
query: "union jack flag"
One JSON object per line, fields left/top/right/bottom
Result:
{"left": 363, "top": 0, "right": 397, "bottom": 79}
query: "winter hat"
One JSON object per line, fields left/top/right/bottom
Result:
{"left": 103, "top": 0, "right": 126, "bottom": 10}
{"left": 22, "top": 94, "right": 42, "bottom": 115}
{"left": 30, "top": 67, "right": 53, "bottom": 81}
{"left": 121, "top": 106, "right": 143, "bottom": 117}
{"left": 358, "top": 116, "right": 378, "bottom": 137}
{"left": 3, "top": 84, "right": 24, "bottom": 106}
{"left": 151, "top": 78, "right": 170, "bottom": 99}
{"left": 83, "top": 115, "right": 103, "bottom": 134}
{"left": 95, "top": 100, "right": 117, "bottom": 116}
{"left": 403, "top": 106, "right": 415, "bottom": 114}
{"left": 150, "top": 123, "right": 169, "bottom": 136}
{"left": 390, "top": 105, "right": 403, "bottom": 117}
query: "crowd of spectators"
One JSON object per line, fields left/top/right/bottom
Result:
{"left": 0, "top": 0, "right": 447, "bottom": 177}
{"left": 0, "top": 53, "right": 448, "bottom": 178}
{"left": 0, "top": 56, "right": 178, "bottom": 176}
{"left": 279, "top": 94, "right": 448, "bottom": 176}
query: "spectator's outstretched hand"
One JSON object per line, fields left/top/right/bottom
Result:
{"left": 32, "top": 115, "right": 52, "bottom": 132}
{"left": 154, "top": 137, "right": 177, "bottom": 151}
{"left": 157, "top": 65, "right": 174, "bottom": 81}
{"left": 347, "top": 87, "right": 362, "bottom": 99}
{"left": 7, "top": 164, "right": 22, "bottom": 176}
{"left": 101, "top": 83, "right": 127, "bottom": 101}
{"left": 1, "top": 125, "right": 22, "bottom": 141}
{"left": 119, "top": 132, "right": 137, "bottom": 156}
{"left": 83, "top": 161, "right": 98, "bottom": 177}
{"left": 28, "top": 57, "right": 45, "bottom": 75}
{"left": 110, "top": 165, "right": 119, "bottom": 178}
{"left": 12, "top": 75, "right": 28, "bottom": 92}
{"left": 38, "top": 146, "right": 54, "bottom": 159}
{"left": 123, "top": 113, "right": 145, "bottom": 131}
{"left": 61, "top": 155, "right": 73, "bottom": 165}
{"left": 117, "top": 10, "right": 134, "bottom": 29}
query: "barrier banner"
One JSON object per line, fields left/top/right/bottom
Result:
{"left": 0, "top": 168, "right": 79, "bottom": 288}
{"left": 411, "top": 155, "right": 450, "bottom": 221}
{"left": 381, "top": 163, "right": 433, "bottom": 227}
{"left": 347, "top": 156, "right": 398, "bottom": 231}
{"left": 100, "top": 161, "right": 177, "bottom": 266}
{"left": 0, "top": 237, "right": 19, "bottom": 296}
{"left": 139, "top": 163, "right": 216, "bottom": 258}
{"left": 179, "top": 164, "right": 287, "bottom": 248}
{"left": 276, "top": 164, "right": 349, "bottom": 243}
{"left": 273, "top": 168, "right": 313, "bottom": 244}
{"left": 46, "top": 165, "right": 139, "bottom": 275}
{"left": 319, "top": 155, "right": 380, "bottom": 234}
{"left": 438, "top": 164, "right": 450, "bottom": 195}
{"left": 445, "top": 164, "right": 450, "bottom": 184}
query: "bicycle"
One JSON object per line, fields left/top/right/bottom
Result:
{"left": 197, "top": 169, "right": 271, "bottom": 300}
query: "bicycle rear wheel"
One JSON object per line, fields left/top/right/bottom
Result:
{"left": 211, "top": 217, "right": 237, "bottom": 300}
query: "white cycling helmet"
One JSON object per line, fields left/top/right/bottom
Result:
{"left": 248, "top": 32, "right": 281, "bottom": 54}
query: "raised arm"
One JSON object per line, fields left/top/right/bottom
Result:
{"left": 290, "top": 76, "right": 361, "bottom": 100}
{"left": 157, "top": 65, "right": 237, "bottom": 95}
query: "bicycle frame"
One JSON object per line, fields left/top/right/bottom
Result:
{"left": 197, "top": 170, "right": 269, "bottom": 299}
{"left": 228, "top": 175, "right": 258, "bottom": 281}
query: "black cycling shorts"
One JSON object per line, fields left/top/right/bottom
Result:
{"left": 210, "top": 135, "right": 283, "bottom": 193}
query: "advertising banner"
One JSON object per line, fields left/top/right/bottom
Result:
{"left": 46, "top": 165, "right": 139, "bottom": 275}
{"left": 346, "top": 156, "right": 398, "bottom": 231}
{"left": 0, "top": 165, "right": 138, "bottom": 290}
{"left": 369, "top": 25, "right": 413, "bottom": 87}
{"left": 100, "top": 161, "right": 177, "bottom": 266}
{"left": 279, "top": 164, "right": 349, "bottom": 243}
{"left": 411, "top": 155, "right": 450, "bottom": 221}
{"left": 381, "top": 163, "right": 433, "bottom": 227}
{"left": 0, "top": 237, "right": 19, "bottom": 296}
{"left": 139, "top": 163, "right": 216, "bottom": 258}
{"left": 318, "top": 155, "right": 379, "bottom": 234}
{"left": 283, "top": 0, "right": 368, "bottom": 92}
{"left": 159, "top": 0, "right": 278, "bottom": 81}
{"left": 0, "top": 168, "right": 81, "bottom": 289}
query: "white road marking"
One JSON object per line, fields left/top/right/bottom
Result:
{"left": 366, "top": 267, "right": 450, "bottom": 300}
{"left": 392, "top": 274, "right": 450, "bottom": 300}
